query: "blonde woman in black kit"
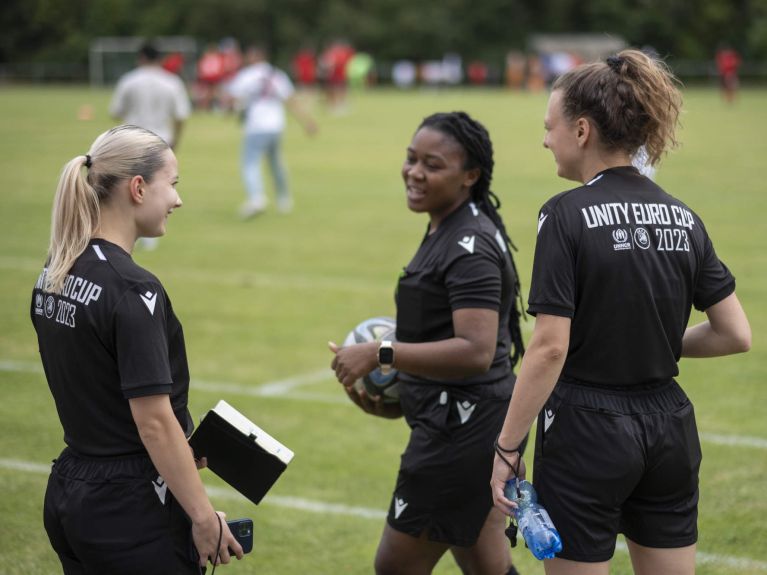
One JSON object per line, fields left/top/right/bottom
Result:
{"left": 490, "top": 50, "right": 751, "bottom": 574}
{"left": 32, "top": 125, "right": 242, "bottom": 574}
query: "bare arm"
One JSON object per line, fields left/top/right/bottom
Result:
{"left": 330, "top": 307, "right": 500, "bottom": 387}
{"left": 171, "top": 119, "right": 185, "bottom": 151}
{"left": 682, "top": 293, "right": 751, "bottom": 357}
{"left": 490, "top": 313, "right": 570, "bottom": 513}
{"left": 129, "top": 395, "right": 242, "bottom": 567}
{"left": 286, "top": 95, "right": 317, "bottom": 135}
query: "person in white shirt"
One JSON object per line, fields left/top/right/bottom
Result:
{"left": 110, "top": 43, "right": 191, "bottom": 151}
{"left": 226, "top": 45, "right": 317, "bottom": 218}
{"left": 110, "top": 42, "right": 192, "bottom": 250}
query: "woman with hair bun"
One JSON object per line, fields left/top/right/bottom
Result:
{"left": 31, "top": 125, "right": 243, "bottom": 574}
{"left": 490, "top": 50, "right": 751, "bottom": 574}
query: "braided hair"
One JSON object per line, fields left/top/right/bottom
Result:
{"left": 418, "top": 111, "right": 525, "bottom": 366}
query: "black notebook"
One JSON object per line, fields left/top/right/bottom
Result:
{"left": 189, "top": 400, "right": 295, "bottom": 505}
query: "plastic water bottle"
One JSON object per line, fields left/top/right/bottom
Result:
{"left": 504, "top": 479, "right": 563, "bottom": 560}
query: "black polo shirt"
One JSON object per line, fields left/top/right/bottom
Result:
{"left": 528, "top": 166, "right": 735, "bottom": 386}
{"left": 31, "top": 239, "right": 192, "bottom": 457}
{"left": 395, "top": 199, "right": 516, "bottom": 388}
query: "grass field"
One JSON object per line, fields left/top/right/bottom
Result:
{"left": 0, "top": 84, "right": 765, "bottom": 575}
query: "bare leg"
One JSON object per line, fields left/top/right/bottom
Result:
{"left": 626, "top": 538, "right": 695, "bottom": 575}
{"left": 375, "top": 523, "right": 450, "bottom": 575}
{"left": 451, "top": 507, "right": 514, "bottom": 575}
{"left": 544, "top": 558, "right": 609, "bottom": 575}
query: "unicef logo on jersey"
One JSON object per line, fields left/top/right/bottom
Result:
{"left": 612, "top": 228, "right": 632, "bottom": 251}
{"left": 34, "top": 293, "right": 44, "bottom": 316}
{"left": 634, "top": 227, "right": 651, "bottom": 250}
{"left": 45, "top": 295, "right": 56, "bottom": 319}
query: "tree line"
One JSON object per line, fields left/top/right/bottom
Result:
{"left": 1, "top": 0, "right": 764, "bottom": 70}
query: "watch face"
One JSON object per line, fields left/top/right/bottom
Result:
{"left": 379, "top": 347, "right": 394, "bottom": 364}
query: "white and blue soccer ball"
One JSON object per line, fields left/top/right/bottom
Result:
{"left": 343, "top": 316, "right": 400, "bottom": 404}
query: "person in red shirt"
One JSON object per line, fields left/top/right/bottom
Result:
{"left": 716, "top": 46, "right": 742, "bottom": 104}
{"left": 196, "top": 43, "right": 226, "bottom": 110}
{"left": 293, "top": 47, "right": 317, "bottom": 88}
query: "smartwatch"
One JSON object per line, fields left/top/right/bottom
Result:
{"left": 378, "top": 340, "right": 395, "bottom": 374}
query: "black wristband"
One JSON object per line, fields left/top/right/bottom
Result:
{"left": 494, "top": 435, "right": 522, "bottom": 477}
{"left": 494, "top": 434, "right": 522, "bottom": 454}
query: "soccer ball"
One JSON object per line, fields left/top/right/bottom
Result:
{"left": 343, "top": 316, "right": 400, "bottom": 404}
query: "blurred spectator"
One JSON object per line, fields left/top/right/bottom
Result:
{"left": 319, "top": 39, "right": 355, "bottom": 114}
{"left": 467, "top": 60, "right": 489, "bottom": 85}
{"left": 347, "top": 52, "right": 375, "bottom": 89}
{"left": 196, "top": 43, "right": 226, "bottom": 110}
{"left": 716, "top": 46, "right": 741, "bottom": 104}
{"left": 292, "top": 46, "right": 318, "bottom": 87}
{"left": 526, "top": 54, "right": 546, "bottom": 91}
{"left": 162, "top": 52, "right": 185, "bottom": 76}
{"left": 109, "top": 41, "right": 191, "bottom": 250}
{"left": 391, "top": 60, "right": 417, "bottom": 89}
{"left": 505, "top": 51, "right": 526, "bottom": 89}
{"left": 110, "top": 42, "right": 191, "bottom": 151}
{"left": 226, "top": 46, "right": 317, "bottom": 218}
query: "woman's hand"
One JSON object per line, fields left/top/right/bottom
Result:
{"left": 328, "top": 341, "right": 378, "bottom": 388}
{"left": 490, "top": 451, "right": 527, "bottom": 517}
{"left": 192, "top": 511, "right": 244, "bottom": 567}
{"left": 344, "top": 384, "right": 403, "bottom": 419}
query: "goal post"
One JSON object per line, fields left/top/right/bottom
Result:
{"left": 89, "top": 36, "right": 198, "bottom": 86}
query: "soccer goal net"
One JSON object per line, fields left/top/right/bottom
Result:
{"left": 89, "top": 36, "right": 198, "bottom": 86}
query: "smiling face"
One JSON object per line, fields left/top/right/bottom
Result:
{"left": 402, "top": 127, "right": 478, "bottom": 230}
{"left": 135, "top": 149, "right": 181, "bottom": 238}
{"left": 543, "top": 89, "right": 584, "bottom": 182}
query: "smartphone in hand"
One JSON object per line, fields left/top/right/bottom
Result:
{"left": 227, "top": 518, "right": 254, "bottom": 554}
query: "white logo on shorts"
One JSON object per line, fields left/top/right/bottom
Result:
{"left": 456, "top": 401, "right": 477, "bottom": 424}
{"left": 394, "top": 497, "right": 408, "bottom": 519}
{"left": 544, "top": 409, "right": 556, "bottom": 432}
{"left": 153, "top": 475, "right": 167, "bottom": 505}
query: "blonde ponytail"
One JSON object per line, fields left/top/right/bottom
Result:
{"left": 45, "top": 156, "right": 100, "bottom": 293}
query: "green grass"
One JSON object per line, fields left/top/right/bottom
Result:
{"left": 0, "top": 85, "right": 765, "bottom": 574}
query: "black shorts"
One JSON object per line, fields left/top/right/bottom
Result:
{"left": 388, "top": 380, "right": 520, "bottom": 547}
{"left": 44, "top": 448, "right": 200, "bottom": 575}
{"left": 533, "top": 379, "right": 701, "bottom": 562}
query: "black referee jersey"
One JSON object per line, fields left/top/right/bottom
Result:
{"left": 528, "top": 166, "right": 735, "bottom": 386}
{"left": 31, "top": 239, "right": 193, "bottom": 457}
{"left": 396, "top": 199, "right": 516, "bottom": 388}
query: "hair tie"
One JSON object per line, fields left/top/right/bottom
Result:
{"left": 84, "top": 154, "right": 92, "bottom": 169}
{"left": 606, "top": 55, "right": 624, "bottom": 73}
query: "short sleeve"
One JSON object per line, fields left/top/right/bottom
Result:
{"left": 693, "top": 232, "right": 736, "bottom": 311}
{"left": 527, "top": 205, "right": 576, "bottom": 318}
{"left": 444, "top": 231, "right": 503, "bottom": 311}
{"left": 113, "top": 283, "right": 173, "bottom": 398}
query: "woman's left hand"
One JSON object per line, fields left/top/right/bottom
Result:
{"left": 328, "top": 341, "right": 379, "bottom": 388}
{"left": 490, "top": 451, "right": 527, "bottom": 516}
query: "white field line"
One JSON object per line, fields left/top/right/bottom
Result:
{"left": 0, "top": 256, "right": 390, "bottom": 295}
{"left": 2, "top": 359, "right": 765, "bottom": 447}
{"left": 1, "top": 457, "right": 765, "bottom": 571}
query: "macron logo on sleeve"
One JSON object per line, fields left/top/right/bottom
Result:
{"left": 140, "top": 291, "right": 157, "bottom": 315}
{"left": 457, "top": 235, "right": 476, "bottom": 254}
{"left": 537, "top": 213, "right": 549, "bottom": 234}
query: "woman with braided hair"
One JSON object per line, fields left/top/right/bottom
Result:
{"left": 331, "top": 111, "right": 525, "bottom": 574}
{"left": 490, "top": 49, "right": 750, "bottom": 573}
